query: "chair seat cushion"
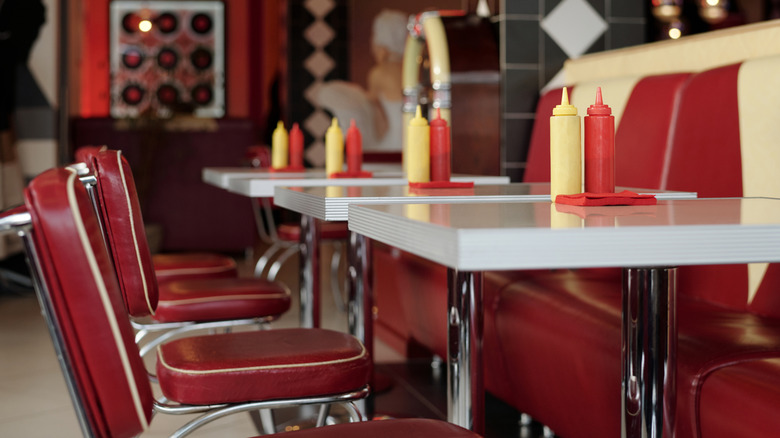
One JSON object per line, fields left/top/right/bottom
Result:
{"left": 154, "top": 277, "right": 291, "bottom": 323}
{"left": 269, "top": 418, "right": 481, "bottom": 438}
{"left": 152, "top": 252, "right": 238, "bottom": 284}
{"left": 277, "top": 221, "right": 350, "bottom": 241}
{"left": 156, "top": 328, "right": 371, "bottom": 404}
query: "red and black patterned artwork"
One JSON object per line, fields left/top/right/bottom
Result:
{"left": 110, "top": 1, "right": 224, "bottom": 118}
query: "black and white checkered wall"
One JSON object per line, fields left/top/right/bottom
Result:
{"left": 287, "top": 0, "right": 349, "bottom": 167}
{"left": 500, "top": 0, "right": 646, "bottom": 181}
{"left": 284, "top": 0, "right": 646, "bottom": 172}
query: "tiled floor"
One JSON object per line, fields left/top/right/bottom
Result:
{"left": 0, "top": 242, "right": 552, "bottom": 437}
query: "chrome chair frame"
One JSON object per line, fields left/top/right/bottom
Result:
{"left": 0, "top": 208, "right": 95, "bottom": 437}
{"left": 252, "top": 195, "right": 349, "bottom": 311}
{"left": 0, "top": 187, "right": 368, "bottom": 438}
{"left": 70, "top": 163, "right": 276, "bottom": 359}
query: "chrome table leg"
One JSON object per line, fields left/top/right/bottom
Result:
{"left": 347, "top": 231, "right": 373, "bottom": 419}
{"left": 447, "top": 269, "right": 484, "bottom": 434}
{"left": 622, "top": 267, "right": 677, "bottom": 438}
{"left": 299, "top": 214, "right": 321, "bottom": 328}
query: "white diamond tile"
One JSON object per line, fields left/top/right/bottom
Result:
{"left": 304, "top": 109, "right": 332, "bottom": 137}
{"left": 303, "top": 50, "right": 336, "bottom": 79}
{"left": 304, "top": 20, "right": 336, "bottom": 48}
{"left": 541, "top": 0, "right": 607, "bottom": 59}
{"left": 305, "top": 140, "right": 326, "bottom": 166}
{"left": 304, "top": 0, "right": 335, "bottom": 19}
{"left": 303, "top": 82, "right": 323, "bottom": 105}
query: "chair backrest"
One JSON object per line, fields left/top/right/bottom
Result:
{"left": 664, "top": 56, "right": 780, "bottom": 317}
{"left": 74, "top": 145, "right": 108, "bottom": 165}
{"left": 24, "top": 167, "right": 154, "bottom": 436}
{"left": 79, "top": 148, "right": 159, "bottom": 317}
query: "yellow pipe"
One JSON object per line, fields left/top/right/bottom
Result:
{"left": 421, "top": 15, "right": 451, "bottom": 93}
{"left": 401, "top": 12, "right": 453, "bottom": 175}
{"left": 402, "top": 34, "right": 424, "bottom": 90}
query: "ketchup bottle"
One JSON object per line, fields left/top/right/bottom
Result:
{"left": 584, "top": 87, "right": 615, "bottom": 193}
{"left": 430, "top": 108, "right": 451, "bottom": 181}
{"left": 289, "top": 122, "right": 304, "bottom": 169}
{"left": 346, "top": 119, "right": 362, "bottom": 173}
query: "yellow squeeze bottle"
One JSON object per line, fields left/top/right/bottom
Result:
{"left": 271, "top": 121, "right": 289, "bottom": 169}
{"left": 407, "top": 105, "right": 430, "bottom": 183}
{"left": 325, "top": 118, "right": 344, "bottom": 176}
{"left": 550, "top": 87, "right": 582, "bottom": 201}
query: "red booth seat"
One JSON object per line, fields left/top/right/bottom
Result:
{"left": 373, "top": 53, "right": 780, "bottom": 438}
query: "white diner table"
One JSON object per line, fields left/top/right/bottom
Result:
{"left": 202, "top": 163, "right": 405, "bottom": 189}
{"left": 223, "top": 172, "right": 508, "bottom": 198}
{"left": 347, "top": 197, "right": 780, "bottom": 437}
{"left": 201, "top": 167, "right": 510, "bottom": 328}
{"left": 272, "top": 183, "right": 697, "bottom": 433}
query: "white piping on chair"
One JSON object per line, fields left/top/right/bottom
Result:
{"left": 155, "top": 264, "right": 237, "bottom": 277}
{"left": 157, "top": 343, "right": 367, "bottom": 375}
{"left": 65, "top": 168, "right": 150, "bottom": 431}
{"left": 116, "top": 151, "right": 155, "bottom": 316}
{"left": 159, "top": 293, "right": 290, "bottom": 306}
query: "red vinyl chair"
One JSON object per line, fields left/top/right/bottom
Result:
{"left": 73, "top": 148, "right": 293, "bottom": 359}
{"left": 1, "top": 166, "right": 379, "bottom": 436}
{"left": 74, "top": 145, "right": 240, "bottom": 285}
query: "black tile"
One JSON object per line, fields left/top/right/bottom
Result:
{"left": 504, "top": 69, "right": 540, "bottom": 113}
{"left": 611, "top": 0, "right": 646, "bottom": 18}
{"left": 587, "top": 0, "right": 606, "bottom": 15}
{"left": 505, "top": 20, "right": 539, "bottom": 64}
{"left": 505, "top": 0, "right": 539, "bottom": 15}
{"left": 609, "top": 22, "right": 647, "bottom": 49}
{"left": 542, "top": 32, "right": 567, "bottom": 85}
{"left": 505, "top": 117, "right": 535, "bottom": 162}
{"left": 585, "top": 31, "right": 606, "bottom": 53}
{"left": 544, "top": 0, "right": 564, "bottom": 15}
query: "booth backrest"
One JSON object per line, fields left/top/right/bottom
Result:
{"left": 523, "top": 72, "right": 691, "bottom": 191}
{"left": 663, "top": 56, "right": 780, "bottom": 316}
{"left": 521, "top": 53, "right": 780, "bottom": 317}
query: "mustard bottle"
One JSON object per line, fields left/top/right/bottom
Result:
{"left": 325, "top": 118, "right": 344, "bottom": 176}
{"left": 550, "top": 87, "right": 582, "bottom": 201}
{"left": 271, "top": 121, "right": 289, "bottom": 169}
{"left": 407, "top": 105, "right": 430, "bottom": 183}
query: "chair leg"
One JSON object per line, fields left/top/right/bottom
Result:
{"left": 267, "top": 244, "right": 300, "bottom": 281}
{"left": 316, "top": 404, "right": 331, "bottom": 427}
{"left": 254, "top": 242, "right": 286, "bottom": 278}
{"left": 247, "top": 409, "right": 277, "bottom": 435}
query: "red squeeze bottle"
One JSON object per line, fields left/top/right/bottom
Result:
{"left": 346, "top": 119, "right": 362, "bottom": 173}
{"left": 430, "top": 108, "right": 451, "bottom": 182}
{"left": 584, "top": 87, "right": 615, "bottom": 193}
{"left": 289, "top": 123, "right": 304, "bottom": 168}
